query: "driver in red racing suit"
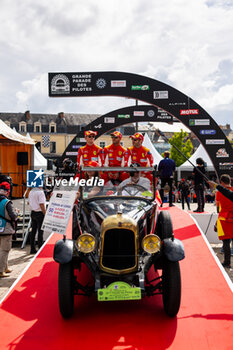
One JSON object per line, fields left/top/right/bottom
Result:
{"left": 102, "top": 131, "right": 128, "bottom": 181}
{"left": 77, "top": 130, "right": 103, "bottom": 168}
{"left": 124, "top": 132, "right": 154, "bottom": 182}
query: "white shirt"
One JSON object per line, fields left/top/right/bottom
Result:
{"left": 118, "top": 176, "right": 151, "bottom": 190}
{"left": 28, "top": 188, "right": 46, "bottom": 212}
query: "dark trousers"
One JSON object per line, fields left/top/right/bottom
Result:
{"left": 223, "top": 239, "right": 231, "bottom": 266}
{"left": 30, "top": 211, "right": 44, "bottom": 250}
{"left": 195, "top": 185, "right": 205, "bottom": 211}
{"left": 181, "top": 193, "right": 190, "bottom": 210}
{"left": 160, "top": 178, "right": 173, "bottom": 205}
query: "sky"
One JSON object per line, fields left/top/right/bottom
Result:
{"left": 0, "top": 0, "right": 233, "bottom": 127}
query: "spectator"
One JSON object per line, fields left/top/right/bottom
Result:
{"left": 158, "top": 151, "right": 176, "bottom": 207}
{"left": 192, "top": 157, "right": 206, "bottom": 212}
{"left": 214, "top": 174, "right": 233, "bottom": 268}
{"left": 0, "top": 182, "right": 18, "bottom": 277}
{"left": 205, "top": 187, "right": 215, "bottom": 203}
{"left": 0, "top": 174, "right": 13, "bottom": 199}
{"left": 188, "top": 180, "right": 195, "bottom": 203}
{"left": 28, "top": 186, "right": 46, "bottom": 254}
{"left": 178, "top": 178, "right": 191, "bottom": 210}
{"left": 208, "top": 180, "right": 233, "bottom": 202}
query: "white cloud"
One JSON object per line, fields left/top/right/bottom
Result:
{"left": 0, "top": 0, "right": 232, "bottom": 126}
{"left": 199, "top": 84, "right": 233, "bottom": 109}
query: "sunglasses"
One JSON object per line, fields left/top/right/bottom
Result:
{"left": 87, "top": 135, "right": 95, "bottom": 138}
{"left": 111, "top": 136, "right": 119, "bottom": 139}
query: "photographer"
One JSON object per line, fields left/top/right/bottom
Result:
{"left": 192, "top": 157, "right": 206, "bottom": 212}
{"left": 59, "top": 158, "right": 76, "bottom": 181}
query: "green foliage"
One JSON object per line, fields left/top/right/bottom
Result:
{"left": 167, "top": 130, "right": 193, "bottom": 167}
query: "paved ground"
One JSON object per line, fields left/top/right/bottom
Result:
{"left": 0, "top": 200, "right": 232, "bottom": 302}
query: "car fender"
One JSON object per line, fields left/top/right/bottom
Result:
{"left": 53, "top": 239, "right": 74, "bottom": 264}
{"left": 163, "top": 238, "right": 185, "bottom": 262}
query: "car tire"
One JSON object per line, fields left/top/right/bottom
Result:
{"left": 58, "top": 261, "right": 74, "bottom": 318}
{"left": 162, "top": 259, "right": 181, "bottom": 317}
{"left": 156, "top": 211, "right": 173, "bottom": 239}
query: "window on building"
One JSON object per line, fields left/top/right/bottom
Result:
{"left": 99, "top": 142, "right": 106, "bottom": 148}
{"left": 19, "top": 122, "right": 26, "bottom": 133}
{"left": 49, "top": 122, "right": 56, "bottom": 133}
{"left": 34, "top": 122, "right": 41, "bottom": 133}
{"left": 50, "top": 142, "right": 56, "bottom": 153}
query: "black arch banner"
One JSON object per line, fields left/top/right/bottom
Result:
{"left": 60, "top": 104, "right": 177, "bottom": 161}
{"left": 48, "top": 71, "right": 233, "bottom": 178}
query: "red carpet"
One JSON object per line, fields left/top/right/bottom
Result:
{"left": 0, "top": 207, "right": 232, "bottom": 350}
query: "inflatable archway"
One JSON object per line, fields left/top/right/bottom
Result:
{"left": 48, "top": 71, "right": 233, "bottom": 178}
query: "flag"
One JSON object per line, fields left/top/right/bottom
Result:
{"left": 155, "top": 189, "right": 162, "bottom": 206}
{"left": 42, "top": 135, "right": 50, "bottom": 148}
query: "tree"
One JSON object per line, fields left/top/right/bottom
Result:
{"left": 165, "top": 130, "right": 193, "bottom": 167}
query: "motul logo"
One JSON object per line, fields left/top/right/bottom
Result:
{"left": 180, "top": 109, "right": 199, "bottom": 115}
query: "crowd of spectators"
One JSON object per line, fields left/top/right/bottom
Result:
{"left": 157, "top": 178, "right": 216, "bottom": 207}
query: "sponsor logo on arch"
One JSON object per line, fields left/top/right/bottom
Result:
{"left": 180, "top": 109, "right": 199, "bottom": 115}
{"left": 216, "top": 148, "right": 229, "bottom": 158}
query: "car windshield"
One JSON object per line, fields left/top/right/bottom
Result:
{"left": 86, "top": 197, "right": 151, "bottom": 216}
{"left": 79, "top": 166, "right": 155, "bottom": 201}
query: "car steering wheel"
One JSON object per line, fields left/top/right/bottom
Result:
{"left": 119, "top": 184, "right": 149, "bottom": 196}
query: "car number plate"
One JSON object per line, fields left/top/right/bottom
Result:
{"left": 98, "top": 281, "right": 141, "bottom": 301}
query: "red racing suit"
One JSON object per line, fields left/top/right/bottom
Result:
{"left": 103, "top": 144, "right": 126, "bottom": 167}
{"left": 77, "top": 144, "right": 103, "bottom": 167}
{"left": 102, "top": 144, "right": 128, "bottom": 181}
{"left": 124, "top": 146, "right": 154, "bottom": 182}
{"left": 124, "top": 146, "right": 154, "bottom": 167}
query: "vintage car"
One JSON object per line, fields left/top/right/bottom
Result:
{"left": 53, "top": 166, "right": 185, "bottom": 318}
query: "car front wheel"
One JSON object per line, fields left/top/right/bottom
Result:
{"left": 58, "top": 261, "right": 74, "bottom": 318}
{"left": 162, "top": 259, "right": 181, "bottom": 317}
{"left": 156, "top": 211, "right": 173, "bottom": 239}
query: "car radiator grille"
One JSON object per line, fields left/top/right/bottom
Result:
{"left": 102, "top": 229, "right": 136, "bottom": 270}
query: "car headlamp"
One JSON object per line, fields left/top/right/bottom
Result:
{"left": 142, "top": 234, "right": 161, "bottom": 254}
{"left": 77, "top": 233, "right": 96, "bottom": 254}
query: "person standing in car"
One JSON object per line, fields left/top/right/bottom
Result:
{"left": 77, "top": 130, "right": 103, "bottom": 168}
{"left": 124, "top": 133, "right": 154, "bottom": 183}
{"left": 103, "top": 131, "right": 126, "bottom": 167}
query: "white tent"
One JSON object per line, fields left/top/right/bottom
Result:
{"left": 26, "top": 132, "right": 47, "bottom": 169}
{"left": 0, "top": 120, "right": 35, "bottom": 145}
{"left": 177, "top": 144, "right": 215, "bottom": 179}
{"left": 143, "top": 133, "right": 163, "bottom": 165}
{"left": 34, "top": 146, "right": 47, "bottom": 168}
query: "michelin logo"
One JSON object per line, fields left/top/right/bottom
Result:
{"left": 27, "top": 169, "right": 44, "bottom": 188}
